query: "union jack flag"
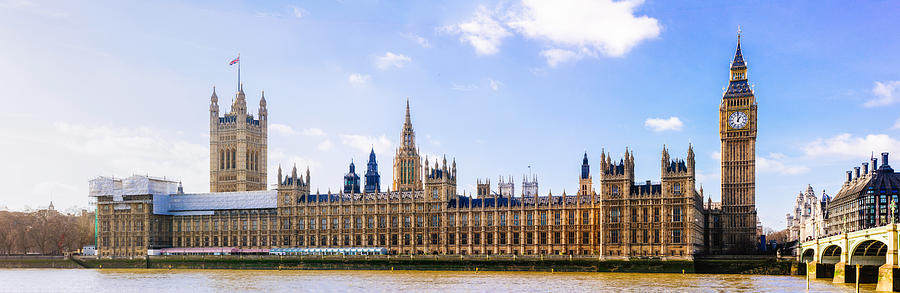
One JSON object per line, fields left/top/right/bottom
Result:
{"left": 229, "top": 56, "right": 239, "bottom": 65}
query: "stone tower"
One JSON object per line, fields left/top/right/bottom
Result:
{"left": 598, "top": 148, "right": 635, "bottom": 199}
{"left": 209, "top": 84, "right": 268, "bottom": 192}
{"left": 424, "top": 155, "right": 457, "bottom": 202}
{"left": 476, "top": 178, "right": 491, "bottom": 197}
{"left": 343, "top": 160, "right": 361, "bottom": 194}
{"left": 661, "top": 144, "right": 697, "bottom": 199}
{"left": 498, "top": 176, "right": 514, "bottom": 197}
{"left": 364, "top": 148, "right": 381, "bottom": 193}
{"left": 392, "top": 100, "right": 423, "bottom": 192}
{"left": 719, "top": 31, "right": 758, "bottom": 253}
{"left": 579, "top": 152, "right": 593, "bottom": 196}
{"left": 522, "top": 175, "right": 539, "bottom": 197}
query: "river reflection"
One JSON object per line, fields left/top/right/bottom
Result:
{"left": 0, "top": 269, "right": 877, "bottom": 292}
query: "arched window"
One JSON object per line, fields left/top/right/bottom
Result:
{"left": 674, "top": 183, "right": 682, "bottom": 194}
{"left": 220, "top": 150, "right": 225, "bottom": 170}
{"left": 231, "top": 149, "right": 236, "bottom": 169}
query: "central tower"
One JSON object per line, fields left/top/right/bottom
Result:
{"left": 209, "top": 84, "right": 268, "bottom": 192}
{"left": 392, "top": 100, "right": 423, "bottom": 191}
{"left": 719, "top": 32, "right": 758, "bottom": 252}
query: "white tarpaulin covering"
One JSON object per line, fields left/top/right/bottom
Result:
{"left": 157, "top": 190, "right": 277, "bottom": 215}
{"left": 88, "top": 177, "right": 122, "bottom": 197}
{"left": 89, "top": 175, "right": 178, "bottom": 202}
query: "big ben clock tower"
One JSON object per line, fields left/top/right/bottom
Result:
{"left": 719, "top": 30, "right": 758, "bottom": 253}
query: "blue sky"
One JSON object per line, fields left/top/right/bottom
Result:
{"left": 0, "top": 0, "right": 898, "bottom": 230}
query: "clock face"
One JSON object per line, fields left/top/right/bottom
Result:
{"left": 728, "top": 111, "right": 748, "bottom": 129}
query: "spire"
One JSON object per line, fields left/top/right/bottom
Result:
{"left": 581, "top": 151, "right": 590, "bottom": 179}
{"left": 232, "top": 83, "right": 247, "bottom": 114}
{"left": 291, "top": 164, "right": 298, "bottom": 186}
{"left": 731, "top": 27, "right": 746, "bottom": 70}
{"left": 405, "top": 98, "right": 411, "bottom": 126}
{"left": 259, "top": 90, "right": 266, "bottom": 107}
{"left": 369, "top": 147, "right": 376, "bottom": 161}
{"left": 210, "top": 86, "right": 218, "bottom": 103}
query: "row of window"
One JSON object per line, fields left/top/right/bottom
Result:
{"left": 609, "top": 207, "right": 682, "bottom": 223}
{"left": 608, "top": 229, "right": 683, "bottom": 244}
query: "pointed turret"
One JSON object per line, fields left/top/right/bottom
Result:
{"left": 404, "top": 98, "right": 412, "bottom": 127}
{"left": 731, "top": 30, "right": 746, "bottom": 71}
{"left": 277, "top": 165, "right": 282, "bottom": 186}
{"left": 210, "top": 86, "right": 219, "bottom": 104}
{"left": 258, "top": 90, "right": 267, "bottom": 119}
{"left": 687, "top": 143, "right": 696, "bottom": 172}
{"left": 291, "top": 164, "right": 298, "bottom": 186}
{"left": 210, "top": 86, "right": 220, "bottom": 124}
{"left": 364, "top": 148, "right": 381, "bottom": 193}
{"left": 232, "top": 83, "right": 247, "bottom": 114}
{"left": 581, "top": 152, "right": 590, "bottom": 179}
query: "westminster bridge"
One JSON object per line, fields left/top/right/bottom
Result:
{"left": 799, "top": 223, "right": 900, "bottom": 291}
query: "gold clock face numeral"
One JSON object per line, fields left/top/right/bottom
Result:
{"left": 728, "top": 111, "right": 748, "bottom": 129}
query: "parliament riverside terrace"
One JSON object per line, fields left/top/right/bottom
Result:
{"left": 90, "top": 34, "right": 760, "bottom": 258}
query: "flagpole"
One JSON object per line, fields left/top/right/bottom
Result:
{"left": 238, "top": 53, "right": 241, "bottom": 90}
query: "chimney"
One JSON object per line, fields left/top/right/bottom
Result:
{"left": 854, "top": 167, "right": 861, "bottom": 179}
{"left": 863, "top": 163, "right": 869, "bottom": 175}
{"left": 846, "top": 171, "right": 852, "bottom": 183}
{"left": 873, "top": 157, "right": 878, "bottom": 172}
{"left": 882, "top": 152, "right": 890, "bottom": 168}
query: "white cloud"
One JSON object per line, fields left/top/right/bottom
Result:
{"left": 644, "top": 116, "right": 683, "bottom": 132}
{"left": 302, "top": 128, "right": 326, "bottom": 136}
{"left": 443, "top": 0, "right": 660, "bottom": 65}
{"left": 291, "top": 6, "right": 307, "bottom": 18}
{"left": 451, "top": 83, "right": 478, "bottom": 91}
{"left": 710, "top": 151, "right": 721, "bottom": 161}
{"left": 540, "top": 48, "right": 584, "bottom": 67}
{"left": 348, "top": 73, "right": 371, "bottom": 87}
{"left": 405, "top": 33, "right": 431, "bottom": 48}
{"left": 52, "top": 121, "right": 207, "bottom": 188}
{"left": 375, "top": 52, "right": 412, "bottom": 70}
{"left": 440, "top": 5, "right": 511, "bottom": 55}
{"left": 803, "top": 133, "right": 900, "bottom": 158}
{"left": 864, "top": 81, "right": 900, "bottom": 107}
{"left": 893, "top": 117, "right": 900, "bottom": 130}
{"left": 339, "top": 134, "right": 393, "bottom": 154}
{"left": 507, "top": 0, "right": 661, "bottom": 59}
{"left": 488, "top": 79, "right": 501, "bottom": 91}
{"left": 317, "top": 139, "right": 334, "bottom": 151}
{"left": 757, "top": 153, "right": 809, "bottom": 175}
{"left": 269, "top": 123, "right": 297, "bottom": 136}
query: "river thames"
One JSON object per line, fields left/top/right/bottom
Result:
{"left": 0, "top": 269, "right": 878, "bottom": 292}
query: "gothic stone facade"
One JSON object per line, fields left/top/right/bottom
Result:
{"left": 93, "top": 34, "right": 757, "bottom": 257}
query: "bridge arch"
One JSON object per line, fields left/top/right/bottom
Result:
{"left": 821, "top": 245, "right": 842, "bottom": 264}
{"left": 849, "top": 240, "right": 888, "bottom": 266}
{"left": 801, "top": 248, "right": 815, "bottom": 263}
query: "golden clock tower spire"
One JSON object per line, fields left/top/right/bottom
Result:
{"left": 719, "top": 29, "right": 758, "bottom": 253}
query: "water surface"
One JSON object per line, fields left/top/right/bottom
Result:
{"left": 0, "top": 269, "right": 877, "bottom": 292}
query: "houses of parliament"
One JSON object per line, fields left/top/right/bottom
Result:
{"left": 90, "top": 34, "right": 758, "bottom": 258}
